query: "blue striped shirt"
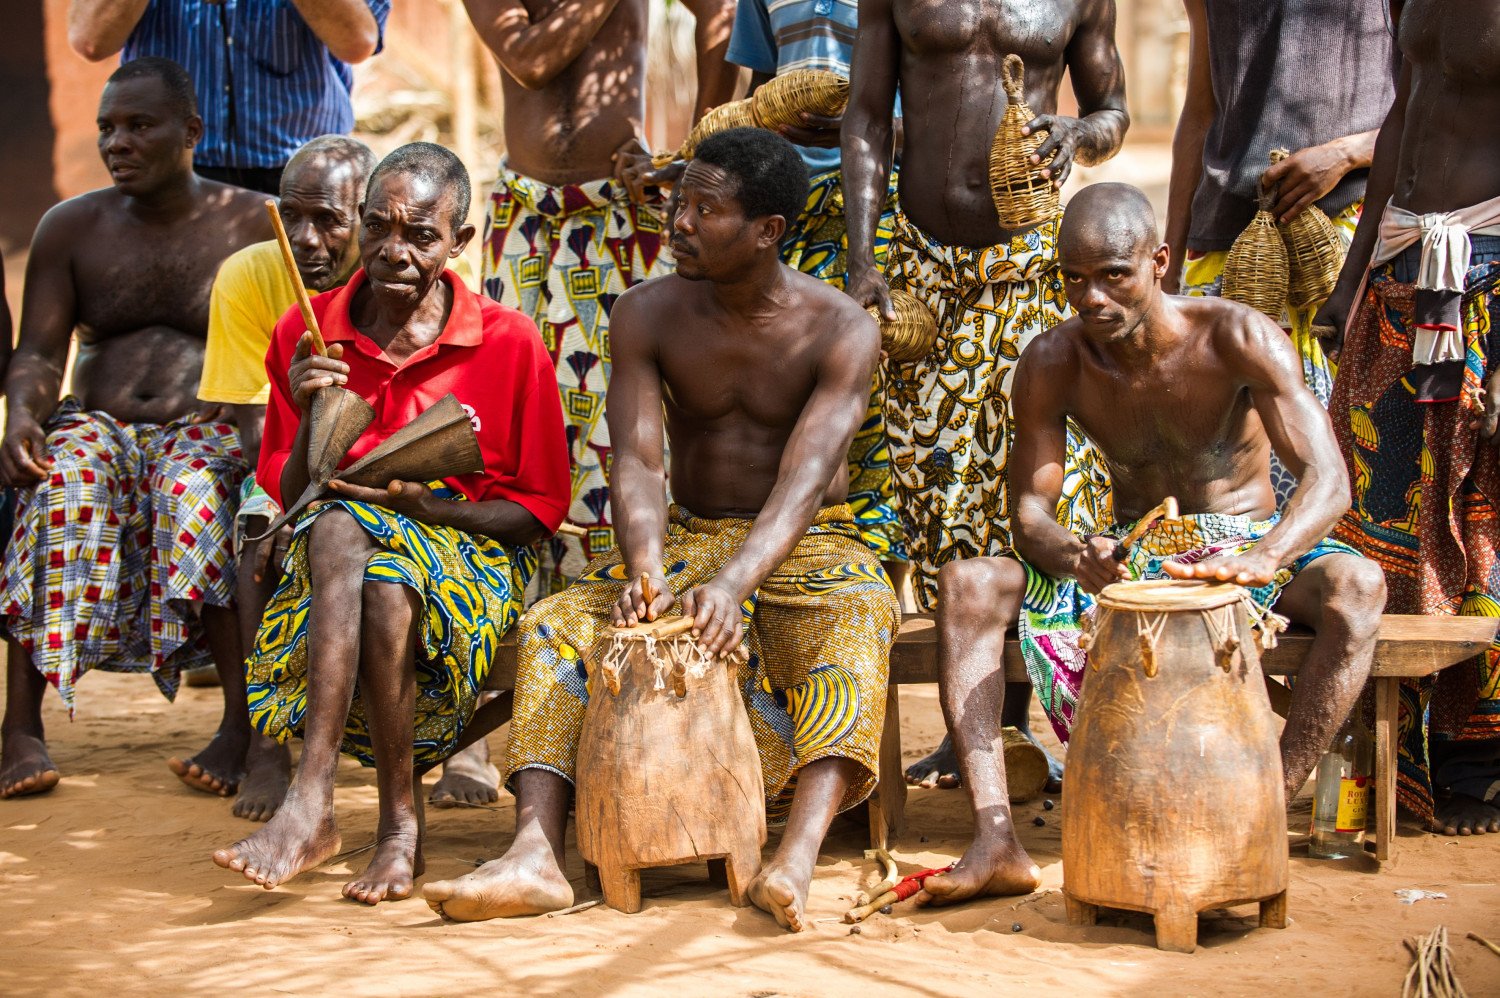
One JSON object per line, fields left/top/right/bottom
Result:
{"left": 121, "top": 0, "right": 390, "bottom": 170}
{"left": 727, "top": 0, "right": 895, "bottom": 176}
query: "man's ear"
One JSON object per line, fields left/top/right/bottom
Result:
{"left": 184, "top": 113, "right": 204, "bottom": 149}
{"left": 450, "top": 222, "right": 477, "bottom": 257}
{"left": 1152, "top": 241, "right": 1171, "bottom": 281}
{"left": 760, "top": 214, "right": 787, "bottom": 250}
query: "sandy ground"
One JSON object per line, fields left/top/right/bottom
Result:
{"left": 3, "top": 670, "right": 1499, "bottom": 997}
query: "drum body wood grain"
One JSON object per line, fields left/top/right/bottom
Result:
{"left": 1061, "top": 581, "right": 1289, "bottom": 952}
{"left": 576, "top": 621, "right": 766, "bottom": 913}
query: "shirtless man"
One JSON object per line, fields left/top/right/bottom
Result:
{"left": 921, "top": 183, "right": 1386, "bottom": 905}
{"left": 1316, "top": 0, "right": 1500, "bottom": 838}
{"left": 464, "top": 0, "right": 736, "bottom": 597}
{"left": 843, "top": 0, "right": 1128, "bottom": 788}
{"left": 0, "top": 57, "right": 271, "bottom": 798}
{"left": 423, "top": 128, "right": 900, "bottom": 930}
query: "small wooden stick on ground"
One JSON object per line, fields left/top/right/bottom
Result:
{"left": 545, "top": 899, "right": 601, "bottom": 918}
{"left": 1469, "top": 932, "right": 1500, "bottom": 958}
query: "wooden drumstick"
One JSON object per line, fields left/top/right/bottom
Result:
{"left": 264, "top": 199, "right": 328, "bottom": 357}
{"left": 639, "top": 573, "right": 657, "bottom": 622}
{"left": 844, "top": 888, "right": 902, "bottom": 923}
{"left": 1113, "top": 496, "right": 1180, "bottom": 561}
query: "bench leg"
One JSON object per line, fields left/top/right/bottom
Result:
{"left": 1373, "top": 677, "right": 1397, "bottom": 863}
{"left": 868, "top": 682, "right": 906, "bottom": 850}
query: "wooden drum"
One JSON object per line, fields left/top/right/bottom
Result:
{"left": 1061, "top": 580, "right": 1289, "bottom": 952}
{"left": 576, "top": 616, "right": 766, "bottom": 913}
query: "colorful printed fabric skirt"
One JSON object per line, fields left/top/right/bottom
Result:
{"left": 506, "top": 504, "right": 898, "bottom": 822}
{"left": 0, "top": 398, "right": 243, "bottom": 711}
{"left": 245, "top": 494, "right": 533, "bottom": 767}
{"left": 1329, "top": 236, "right": 1500, "bottom": 821}
{"left": 882, "top": 208, "right": 1113, "bottom": 609}
{"left": 1182, "top": 200, "right": 1359, "bottom": 503}
{"left": 780, "top": 166, "right": 906, "bottom": 564}
{"left": 1019, "top": 512, "right": 1359, "bottom": 742}
{"left": 234, "top": 470, "right": 281, "bottom": 556}
{"left": 482, "top": 164, "right": 673, "bottom": 597}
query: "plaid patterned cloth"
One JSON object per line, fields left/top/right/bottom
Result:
{"left": 0, "top": 398, "right": 244, "bottom": 712}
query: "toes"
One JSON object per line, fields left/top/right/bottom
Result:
{"left": 936, "top": 774, "right": 961, "bottom": 790}
{"left": 422, "top": 879, "right": 455, "bottom": 904}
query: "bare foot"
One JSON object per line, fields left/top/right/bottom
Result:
{"left": 0, "top": 731, "right": 60, "bottom": 799}
{"left": 1428, "top": 792, "right": 1500, "bottom": 836}
{"left": 905, "top": 735, "right": 961, "bottom": 789}
{"left": 429, "top": 740, "right": 500, "bottom": 808}
{"left": 344, "top": 833, "right": 424, "bottom": 905}
{"left": 167, "top": 728, "right": 248, "bottom": 797}
{"left": 748, "top": 860, "right": 810, "bottom": 932}
{"left": 212, "top": 796, "right": 341, "bottom": 889}
{"left": 915, "top": 837, "right": 1041, "bottom": 907}
{"left": 231, "top": 738, "right": 292, "bottom": 822}
{"left": 422, "top": 849, "right": 573, "bottom": 921}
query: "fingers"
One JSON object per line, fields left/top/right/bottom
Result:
{"left": 293, "top": 332, "right": 312, "bottom": 360}
{"left": 1046, "top": 149, "right": 1074, "bottom": 187}
{"left": 1261, "top": 157, "right": 1292, "bottom": 186}
{"left": 1272, "top": 180, "right": 1318, "bottom": 222}
{"left": 327, "top": 479, "right": 384, "bottom": 504}
{"left": 327, "top": 343, "right": 343, "bottom": 360}
{"left": 17, "top": 436, "right": 51, "bottom": 480}
{"left": 1160, "top": 560, "right": 1194, "bottom": 580}
{"left": 1021, "top": 114, "right": 1053, "bottom": 137}
{"left": 875, "top": 283, "right": 896, "bottom": 322}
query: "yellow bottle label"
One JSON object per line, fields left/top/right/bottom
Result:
{"left": 1335, "top": 777, "right": 1369, "bottom": 832}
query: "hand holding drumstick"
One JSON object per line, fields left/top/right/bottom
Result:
{"left": 612, "top": 572, "right": 674, "bottom": 627}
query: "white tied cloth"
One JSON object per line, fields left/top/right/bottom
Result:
{"left": 1370, "top": 197, "right": 1500, "bottom": 365}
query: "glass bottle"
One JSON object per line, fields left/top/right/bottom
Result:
{"left": 1309, "top": 717, "right": 1375, "bottom": 859}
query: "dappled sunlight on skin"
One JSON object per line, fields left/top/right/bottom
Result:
{"left": 4, "top": 672, "right": 1500, "bottom": 995}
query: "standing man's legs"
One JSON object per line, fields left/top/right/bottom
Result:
{"left": 0, "top": 644, "right": 57, "bottom": 798}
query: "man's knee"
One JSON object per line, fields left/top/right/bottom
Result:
{"left": 938, "top": 557, "right": 1023, "bottom": 629}
{"left": 361, "top": 579, "right": 418, "bottom": 633}
{"left": 1314, "top": 556, "right": 1387, "bottom": 634}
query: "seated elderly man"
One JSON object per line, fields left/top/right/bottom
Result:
{"left": 180, "top": 134, "right": 377, "bottom": 819}
{"left": 0, "top": 57, "right": 271, "bottom": 799}
{"left": 918, "top": 183, "right": 1387, "bottom": 907}
{"left": 212, "top": 143, "right": 571, "bottom": 905}
{"left": 422, "top": 129, "right": 900, "bottom": 931}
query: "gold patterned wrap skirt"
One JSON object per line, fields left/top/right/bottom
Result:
{"left": 246, "top": 493, "right": 533, "bottom": 767}
{"left": 882, "top": 209, "right": 1113, "bottom": 609}
{"left": 506, "top": 504, "right": 899, "bottom": 822}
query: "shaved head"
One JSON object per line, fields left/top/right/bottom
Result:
{"left": 282, "top": 135, "right": 377, "bottom": 194}
{"left": 1060, "top": 183, "right": 1159, "bottom": 260}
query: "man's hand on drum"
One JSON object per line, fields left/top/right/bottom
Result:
{"left": 1076, "top": 534, "right": 1130, "bottom": 594}
{"left": 612, "top": 574, "right": 674, "bottom": 627}
{"left": 681, "top": 583, "right": 743, "bottom": 658}
{"left": 1162, "top": 551, "right": 1279, "bottom": 588}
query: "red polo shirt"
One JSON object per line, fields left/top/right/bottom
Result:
{"left": 258, "top": 269, "right": 571, "bottom": 533}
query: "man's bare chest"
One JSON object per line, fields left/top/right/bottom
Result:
{"left": 73, "top": 236, "right": 217, "bottom": 340}
{"left": 1401, "top": 0, "right": 1500, "bottom": 85}
{"left": 1071, "top": 373, "right": 1249, "bottom": 470}
{"left": 893, "top": 0, "right": 1078, "bottom": 59}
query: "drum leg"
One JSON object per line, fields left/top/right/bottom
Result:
{"left": 721, "top": 843, "right": 761, "bottom": 908}
{"left": 598, "top": 863, "right": 643, "bottom": 914}
{"left": 1259, "top": 890, "right": 1288, "bottom": 929}
{"left": 1153, "top": 906, "right": 1199, "bottom": 953}
{"left": 1063, "top": 892, "right": 1098, "bottom": 926}
{"left": 584, "top": 862, "right": 601, "bottom": 893}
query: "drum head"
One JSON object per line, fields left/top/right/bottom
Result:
{"left": 1097, "top": 579, "right": 1245, "bottom": 612}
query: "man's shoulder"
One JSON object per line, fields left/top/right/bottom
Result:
{"left": 216, "top": 240, "right": 285, "bottom": 288}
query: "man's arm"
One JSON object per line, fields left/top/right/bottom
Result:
{"left": 67, "top": 0, "right": 149, "bottom": 62}
{"left": 679, "top": 0, "right": 738, "bottom": 120}
{"left": 604, "top": 289, "right": 673, "bottom": 624}
{"left": 463, "top": 0, "right": 622, "bottom": 90}
{"left": 1009, "top": 336, "right": 1123, "bottom": 592}
{"left": 327, "top": 479, "right": 549, "bottom": 545}
{"left": 1167, "top": 312, "right": 1350, "bottom": 585}
{"left": 1312, "top": 58, "right": 1409, "bottom": 352}
{"left": 688, "top": 309, "right": 879, "bottom": 654}
{"left": 1262, "top": 129, "right": 1378, "bottom": 225}
{"left": 0, "top": 256, "right": 13, "bottom": 388}
{"left": 1162, "top": 0, "right": 1213, "bottom": 294}
{"left": 1, "top": 207, "right": 80, "bottom": 485}
{"left": 288, "top": 0, "right": 382, "bottom": 64}
{"left": 843, "top": 0, "right": 901, "bottom": 318}
{"left": 1025, "top": 0, "right": 1129, "bottom": 188}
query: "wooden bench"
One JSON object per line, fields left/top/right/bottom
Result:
{"left": 482, "top": 613, "right": 1497, "bottom": 864}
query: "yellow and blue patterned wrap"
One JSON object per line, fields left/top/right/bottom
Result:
{"left": 245, "top": 488, "right": 533, "bottom": 767}
{"left": 506, "top": 504, "right": 898, "bottom": 822}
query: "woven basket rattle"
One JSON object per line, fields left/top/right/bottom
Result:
{"left": 867, "top": 288, "right": 939, "bottom": 365}
{"left": 750, "top": 69, "right": 850, "bottom": 130}
{"left": 988, "top": 54, "right": 1061, "bottom": 230}
{"left": 1222, "top": 184, "right": 1289, "bottom": 320}
{"left": 1267, "top": 149, "right": 1343, "bottom": 309}
{"left": 651, "top": 98, "right": 757, "bottom": 168}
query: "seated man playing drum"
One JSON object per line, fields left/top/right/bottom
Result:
{"left": 422, "top": 128, "right": 900, "bottom": 932}
{"left": 918, "top": 183, "right": 1387, "bottom": 908}
{"left": 212, "top": 143, "right": 572, "bottom": 905}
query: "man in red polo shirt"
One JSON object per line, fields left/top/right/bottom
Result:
{"left": 212, "top": 143, "right": 570, "bottom": 905}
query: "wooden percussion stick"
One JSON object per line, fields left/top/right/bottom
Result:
{"left": 639, "top": 573, "right": 657, "bottom": 621}
{"left": 1113, "top": 496, "right": 1180, "bottom": 560}
{"left": 844, "top": 888, "right": 902, "bottom": 923}
{"left": 264, "top": 200, "right": 328, "bottom": 357}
